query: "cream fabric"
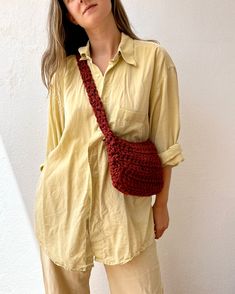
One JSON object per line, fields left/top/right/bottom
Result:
{"left": 40, "top": 240, "right": 164, "bottom": 294}
{"left": 34, "top": 32, "right": 184, "bottom": 272}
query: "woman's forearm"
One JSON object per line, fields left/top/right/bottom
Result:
{"left": 153, "top": 165, "right": 172, "bottom": 206}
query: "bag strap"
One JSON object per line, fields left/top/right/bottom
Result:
{"left": 76, "top": 53, "right": 114, "bottom": 141}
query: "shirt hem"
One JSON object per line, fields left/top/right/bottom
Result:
{"left": 37, "top": 236, "right": 156, "bottom": 272}
{"left": 94, "top": 238, "right": 156, "bottom": 266}
{"left": 38, "top": 240, "right": 94, "bottom": 272}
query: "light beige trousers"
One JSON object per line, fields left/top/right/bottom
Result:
{"left": 39, "top": 241, "right": 164, "bottom": 294}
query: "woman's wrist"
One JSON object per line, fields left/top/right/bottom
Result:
{"left": 153, "top": 165, "right": 172, "bottom": 207}
{"left": 153, "top": 192, "right": 169, "bottom": 207}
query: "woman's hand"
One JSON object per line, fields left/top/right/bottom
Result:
{"left": 152, "top": 202, "right": 169, "bottom": 239}
{"left": 152, "top": 166, "right": 172, "bottom": 239}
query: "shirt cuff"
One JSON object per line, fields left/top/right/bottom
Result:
{"left": 159, "top": 143, "right": 184, "bottom": 167}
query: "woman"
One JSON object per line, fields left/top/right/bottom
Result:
{"left": 34, "top": 0, "right": 184, "bottom": 293}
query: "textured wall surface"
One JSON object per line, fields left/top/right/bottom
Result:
{"left": 0, "top": 0, "right": 235, "bottom": 293}
{"left": 0, "top": 1, "right": 49, "bottom": 293}
{"left": 0, "top": 137, "right": 44, "bottom": 294}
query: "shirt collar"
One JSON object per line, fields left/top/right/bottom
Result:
{"left": 78, "top": 32, "right": 137, "bottom": 66}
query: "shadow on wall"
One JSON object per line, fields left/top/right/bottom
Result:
{"left": 0, "top": 135, "right": 44, "bottom": 294}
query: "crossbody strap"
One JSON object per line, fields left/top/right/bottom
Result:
{"left": 76, "top": 53, "right": 114, "bottom": 140}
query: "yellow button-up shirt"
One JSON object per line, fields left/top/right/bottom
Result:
{"left": 34, "top": 32, "right": 184, "bottom": 272}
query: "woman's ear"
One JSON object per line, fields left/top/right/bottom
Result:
{"left": 66, "top": 12, "right": 77, "bottom": 25}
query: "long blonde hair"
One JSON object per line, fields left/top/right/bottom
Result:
{"left": 41, "top": 0, "right": 141, "bottom": 89}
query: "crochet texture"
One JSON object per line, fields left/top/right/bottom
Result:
{"left": 76, "top": 53, "right": 163, "bottom": 197}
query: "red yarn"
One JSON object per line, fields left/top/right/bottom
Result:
{"left": 76, "top": 53, "right": 163, "bottom": 197}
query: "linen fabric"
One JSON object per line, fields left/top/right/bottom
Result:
{"left": 39, "top": 240, "right": 164, "bottom": 294}
{"left": 34, "top": 32, "right": 184, "bottom": 272}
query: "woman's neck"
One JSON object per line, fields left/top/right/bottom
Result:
{"left": 85, "top": 14, "right": 121, "bottom": 61}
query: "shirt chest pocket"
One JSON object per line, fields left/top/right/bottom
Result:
{"left": 113, "top": 107, "right": 149, "bottom": 141}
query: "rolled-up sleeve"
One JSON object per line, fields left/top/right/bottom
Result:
{"left": 40, "top": 71, "right": 65, "bottom": 172}
{"left": 149, "top": 46, "right": 184, "bottom": 167}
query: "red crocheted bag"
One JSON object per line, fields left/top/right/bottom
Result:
{"left": 76, "top": 53, "right": 164, "bottom": 197}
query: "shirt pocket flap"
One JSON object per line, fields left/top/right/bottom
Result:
{"left": 114, "top": 108, "right": 148, "bottom": 141}
{"left": 117, "top": 108, "right": 147, "bottom": 123}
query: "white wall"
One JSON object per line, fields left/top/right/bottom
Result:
{"left": 0, "top": 0, "right": 234, "bottom": 293}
